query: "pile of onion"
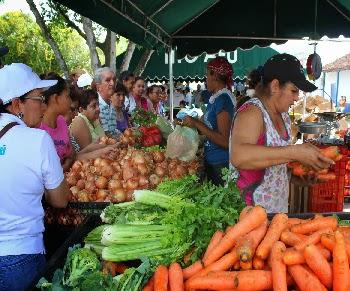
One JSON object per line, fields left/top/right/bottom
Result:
{"left": 44, "top": 207, "right": 85, "bottom": 226}
{"left": 66, "top": 148, "right": 201, "bottom": 203}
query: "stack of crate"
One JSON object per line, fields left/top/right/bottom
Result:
{"left": 308, "top": 146, "right": 349, "bottom": 213}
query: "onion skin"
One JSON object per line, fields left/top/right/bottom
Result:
{"left": 155, "top": 166, "right": 166, "bottom": 177}
{"left": 137, "top": 163, "right": 149, "bottom": 175}
{"left": 110, "top": 188, "right": 127, "bottom": 203}
{"left": 96, "top": 189, "right": 109, "bottom": 200}
{"left": 71, "top": 161, "right": 82, "bottom": 173}
{"left": 108, "top": 179, "right": 122, "bottom": 191}
{"left": 126, "top": 178, "right": 139, "bottom": 190}
{"left": 95, "top": 176, "right": 108, "bottom": 189}
{"left": 101, "top": 165, "right": 114, "bottom": 178}
{"left": 149, "top": 174, "right": 161, "bottom": 187}
{"left": 66, "top": 174, "right": 78, "bottom": 186}
{"left": 152, "top": 151, "right": 165, "bottom": 163}
{"left": 76, "top": 179, "right": 85, "bottom": 190}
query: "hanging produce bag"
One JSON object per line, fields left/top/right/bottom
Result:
{"left": 165, "top": 125, "right": 199, "bottom": 161}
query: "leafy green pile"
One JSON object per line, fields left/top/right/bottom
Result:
{"left": 131, "top": 107, "right": 157, "bottom": 127}
{"left": 87, "top": 173, "right": 244, "bottom": 266}
{"left": 37, "top": 245, "right": 115, "bottom": 291}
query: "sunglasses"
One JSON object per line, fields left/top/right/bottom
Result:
{"left": 25, "top": 96, "right": 46, "bottom": 103}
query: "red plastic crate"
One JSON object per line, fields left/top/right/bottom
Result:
{"left": 308, "top": 156, "right": 347, "bottom": 213}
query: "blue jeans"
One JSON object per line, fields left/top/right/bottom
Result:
{"left": 0, "top": 254, "right": 46, "bottom": 291}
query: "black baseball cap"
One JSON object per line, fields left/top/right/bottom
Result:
{"left": 0, "top": 46, "right": 9, "bottom": 57}
{"left": 263, "top": 53, "right": 317, "bottom": 92}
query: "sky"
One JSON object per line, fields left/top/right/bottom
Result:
{"left": 1, "top": 0, "right": 350, "bottom": 66}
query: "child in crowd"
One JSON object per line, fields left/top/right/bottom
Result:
{"left": 111, "top": 82, "right": 130, "bottom": 133}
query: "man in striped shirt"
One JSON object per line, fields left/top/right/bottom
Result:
{"left": 94, "top": 67, "right": 121, "bottom": 138}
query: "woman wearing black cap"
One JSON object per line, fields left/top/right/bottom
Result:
{"left": 230, "top": 53, "right": 333, "bottom": 213}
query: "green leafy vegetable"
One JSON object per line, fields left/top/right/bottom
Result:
{"left": 131, "top": 108, "right": 157, "bottom": 127}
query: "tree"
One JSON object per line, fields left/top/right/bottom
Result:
{"left": 26, "top": 0, "right": 69, "bottom": 78}
{"left": 0, "top": 12, "right": 90, "bottom": 75}
{"left": 120, "top": 41, "right": 136, "bottom": 72}
{"left": 134, "top": 49, "right": 154, "bottom": 76}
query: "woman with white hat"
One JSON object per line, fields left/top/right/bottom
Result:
{"left": 0, "top": 63, "right": 70, "bottom": 290}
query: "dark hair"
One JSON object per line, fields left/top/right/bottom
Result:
{"left": 69, "top": 84, "right": 83, "bottom": 103}
{"left": 119, "top": 71, "right": 134, "bottom": 82}
{"left": 0, "top": 93, "right": 28, "bottom": 114}
{"left": 255, "top": 78, "right": 289, "bottom": 98}
{"left": 115, "top": 82, "right": 127, "bottom": 96}
{"left": 248, "top": 66, "right": 263, "bottom": 89}
{"left": 42, "top": 72, "right": 68, "bottom": 103}
{"left": 146, "top": 85, "right": 159, "bottom": 96}
{"left": 134, "top": 76, "right": 144, "bottom": 84}
{"left": 208, "top": 69, "right": 227, "bottom": 85}
{"left": 79, "top": 89, "right": 98, "bottom": 109}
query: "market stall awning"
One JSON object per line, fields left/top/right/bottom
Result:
{"left": 55, "top": 0, "right": 350, "bottom": 57}
{"left": 116, "top": 46, "right": 278, "bottom": 81}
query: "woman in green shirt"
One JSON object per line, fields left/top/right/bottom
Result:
{"left": 70, "top": 89, "right": 105, "bottom": 150}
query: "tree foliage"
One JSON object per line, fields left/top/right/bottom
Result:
{"left": 0, "top": 11, "right": 90, "bottom": 75}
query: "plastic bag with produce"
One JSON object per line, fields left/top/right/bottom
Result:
{"left": 165, "top": 125, "right": 199, "bottom": 161}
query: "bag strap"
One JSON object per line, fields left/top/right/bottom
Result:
{"left": 0, "top": 122, "right": 18, "bottom": 140}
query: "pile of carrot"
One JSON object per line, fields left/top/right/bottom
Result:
{"left": 288, "top": 145, "right": 343, "bottom": 181}
{"left": 142, "top": 205, "right": 350, "bottom": 291}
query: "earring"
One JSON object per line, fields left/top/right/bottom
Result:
{"left": 18, "top": 112, "right": 24, "bottom": 119}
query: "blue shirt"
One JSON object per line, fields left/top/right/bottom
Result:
{"left": 98, "top": 94, "right": 120, "bottom": 138}
{"left": 203, "top": 92, "right": 235, "bottom": 165}
{"left": 201, "top": 90, "right": 212, "bottom": 105}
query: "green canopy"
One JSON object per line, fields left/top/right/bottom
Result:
{"left": 55, "top": 0, "right": 350, "bottom": 57}
{"left": 116, "top": 46, "right": 278, "bottom": 81}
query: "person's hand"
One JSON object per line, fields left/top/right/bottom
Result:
{"left": 293, "top": 143, "right": 334, "bottom": 172}
{"left": 177, "top": 116, "right": 198, "bottom": 128}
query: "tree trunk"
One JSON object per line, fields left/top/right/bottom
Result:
{"left": 104, "top": 29, "right": 116, "bottom": 72}
{"left": 120, "top": 41, "right": 136, "bottom": 72}
{"left": 26, "top": 0, "right": 69, "bottom": 78}
{"left": 82, "top": 16, "right": 100, "bottom": 72}
{"left": 134, "top": 49, "right": 154, "bottom": 76}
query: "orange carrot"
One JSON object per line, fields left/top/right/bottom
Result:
{"left": 233, "top": 260, "right": 240, "bottom": 270}
{"left": 303, "top": 244, "right": 332, "bottom": 289}
{"left": 288, "top": 265, "right": 327, "bottom": 291}
{"left": 271, "top": 241, "right": 287, "bottom": 291}
{"left": 291, "top": 216, "right": 337, "bottom": 235}
{"left": 190, "top": 250, "right": 239, "bottom": 279}
{"left": 168, "top": 262, "right": 184, "bottom": 291}
{"left": 316, "top": 172, "right": 336, "bottom": 181}
{"left": 185, "top": 272, "right": 237, "bottom": 290}
{"left": 202, "top": 230, "right": 224, "bottom": 261}
{"left": 240, "top": 260, "right": 252, "bottom": 270}
{"left": 316, "top": 243, "right": 331, "bottom": 261}
{"left": 142, "top": 275, "right": 154, "bottom": 291}
{"left": 255, "top": 213, "right": 288, "bottom": 260}
{"left": 321, "top": 233, "right": 350, "bottom": 259}
{"left": 287, "top": 218, "right": 306, "bottom": 228}
{"left": 294, "top": 227, "right": 333, "bottom": 251}
{"left": 280, "top": 230, "right": 307, "bottom": 246}
{"left": 283, "top": 248, "right": 305, "bottom": 265}
{"left": 252, "top": 256, "right": 265, "bottom": 270}
{"left": 333, "top": 231, "right": 350, "bottom": 291}
{"left": 232, "top": 270, "right": 272, "bottom": 291}
{"left": 236, "top": 220, "right": 268, "bottom": 262}
{"left": 320, "top": 146, "right": 340, "bottom": 160}
{"left": 154, "top": 265, "right": 168, "bottom": 291}
{"left": 203, "top": 206, "right": 267, "bottom": 266}
{"left": 182, "top": 260, "right": 203, "bottom": 280}
{"left": 239, "top": 206, "right": 253, "bottom": 221}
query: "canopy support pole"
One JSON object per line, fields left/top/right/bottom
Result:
{"left": 168, "top": 46, "right": 175, "bottom": 122}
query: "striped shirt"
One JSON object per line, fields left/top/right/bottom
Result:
{"left": 98, "top": 93, "right": 120, "bottom": 138}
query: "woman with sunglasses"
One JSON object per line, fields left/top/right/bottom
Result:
{"left": 39, "top": 73, "right": 75, "bottom": 172}
{"left": 0, "top": 63, "right": 69, "bottom": 290}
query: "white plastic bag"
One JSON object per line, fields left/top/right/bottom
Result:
{"left": 165, "top": 125, "right": 199, "bottom": 161}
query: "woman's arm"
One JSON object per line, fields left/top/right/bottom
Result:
{"left": 79, "top": 141, "right": 106, "bottom": 154}
{"left": 230, "top": 106, "right": 333, "bottom": 171}
{"left": 182, "top": 110, "right": 231, "bottom": 149}
{"left": 76, "top": 145, "right": 115, "bottom": 161}
{"left": 70, "top": 116, "right": 92, "bottom": 150}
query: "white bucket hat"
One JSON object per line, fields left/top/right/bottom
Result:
{"left": 0, "top": 63, "right": 57, "bottom": 105}
{"left": 77, "top": 73, "right": 93, "bottom": 88}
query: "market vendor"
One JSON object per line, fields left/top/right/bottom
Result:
{"left": 230, "top": 54, "right": 334, "bottom": 213}
{"left": 181, "top": 57, "right": 236, "bottom": 185}
{"left": 0, "top": 63, "right": 70, "bottom": 290}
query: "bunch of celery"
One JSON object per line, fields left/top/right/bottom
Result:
{"left": 86, "top": 178, "right": 243, "bottom": 265}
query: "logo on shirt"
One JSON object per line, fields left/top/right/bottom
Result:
{"left": 0, "top": 145, "right": 6, "bottom": 156}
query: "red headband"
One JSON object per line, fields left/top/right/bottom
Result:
{"left": 207, "top": 57, "right": 233, "bottom": 88}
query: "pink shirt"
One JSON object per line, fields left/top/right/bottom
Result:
{"left": 39, "top": 115, "right": 73, "bottom": 162}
